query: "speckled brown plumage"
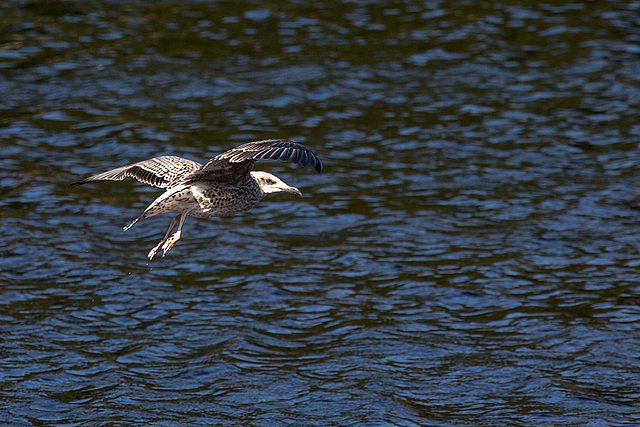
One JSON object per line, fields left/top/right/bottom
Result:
{"left": 73, "top": 139, "right": 323, "bottom": 260}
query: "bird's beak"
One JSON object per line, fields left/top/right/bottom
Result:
{"left": 283, "top": 185, "right": 302, "bottom": 196}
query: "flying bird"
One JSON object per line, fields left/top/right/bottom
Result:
{"left": 73, "top": 139, "right": 323, "bottom": 260}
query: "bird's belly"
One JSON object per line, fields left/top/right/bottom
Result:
{"left": 149, "top": 186, "right": 203, "bottom": 214}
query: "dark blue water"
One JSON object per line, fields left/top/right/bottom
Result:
{"left": 2, "top": 1, "right": 640, "bottom": 425}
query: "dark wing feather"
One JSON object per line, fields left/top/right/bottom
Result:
{"left": 72, "top": 156, "right": 202, "bottom": 188}
{"left": 211, "top": 139, "right": 322, "bottom": 172}
{"left": 184, "top": 139, "right": 323, "bottom": 185}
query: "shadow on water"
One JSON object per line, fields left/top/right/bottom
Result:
{"left": 2, "top": 0, "right": 640, "bottom": 425}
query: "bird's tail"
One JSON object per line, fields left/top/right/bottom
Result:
{"left": 123, "top": 215, "right": 143, "bottom": 231}
{"left": 122, "top": 187, "right": 182, "bottom": 231}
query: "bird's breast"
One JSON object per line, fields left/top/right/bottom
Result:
{"left": 189, "top": 180, "right": 264, "bottom": 218}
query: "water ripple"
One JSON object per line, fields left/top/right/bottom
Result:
{"left": 2, "top": 0, "right": 640, "bottom": 425}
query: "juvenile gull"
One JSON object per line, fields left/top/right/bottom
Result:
{"left": 73, "top": 139, "right": 323, "bottom": 260}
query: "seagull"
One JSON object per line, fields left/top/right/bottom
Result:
{"left": 73, "top": 139, "right": 323, "bottom": 260}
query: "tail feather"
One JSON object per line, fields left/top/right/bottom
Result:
{"left": 123, "top": 215, "right": 142, "bottom": 231}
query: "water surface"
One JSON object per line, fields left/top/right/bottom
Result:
{"left": 2, "top": 1, "right": 640, "bottom": 425}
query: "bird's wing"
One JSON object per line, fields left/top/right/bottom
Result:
{"left": 185, "top": 139, "right": 323, "bottom": 184}
{"left": 72, "top": 156, "right": 203, "bottom": 188}
{"left": 212, "top": 139, "right": 323, "bottom": 173}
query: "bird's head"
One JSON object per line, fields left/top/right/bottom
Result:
{"left": 251, "top": 171, "right": 302, "bottom": 196}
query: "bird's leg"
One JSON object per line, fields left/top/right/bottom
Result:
{"left": 161, "top": 211, "right": 188, "bottom": 258}
{"left": 148, "top": 214, "right": 179, "bottom": 260}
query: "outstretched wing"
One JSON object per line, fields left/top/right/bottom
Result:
{"left": 212, "top": 139, "right": 323, "bottom": 173}
{"left": 72, "top": 156, "right": 203, "bottom": 188}
{"left": 185, "top": 139, "right": 323, "bottom": 184}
